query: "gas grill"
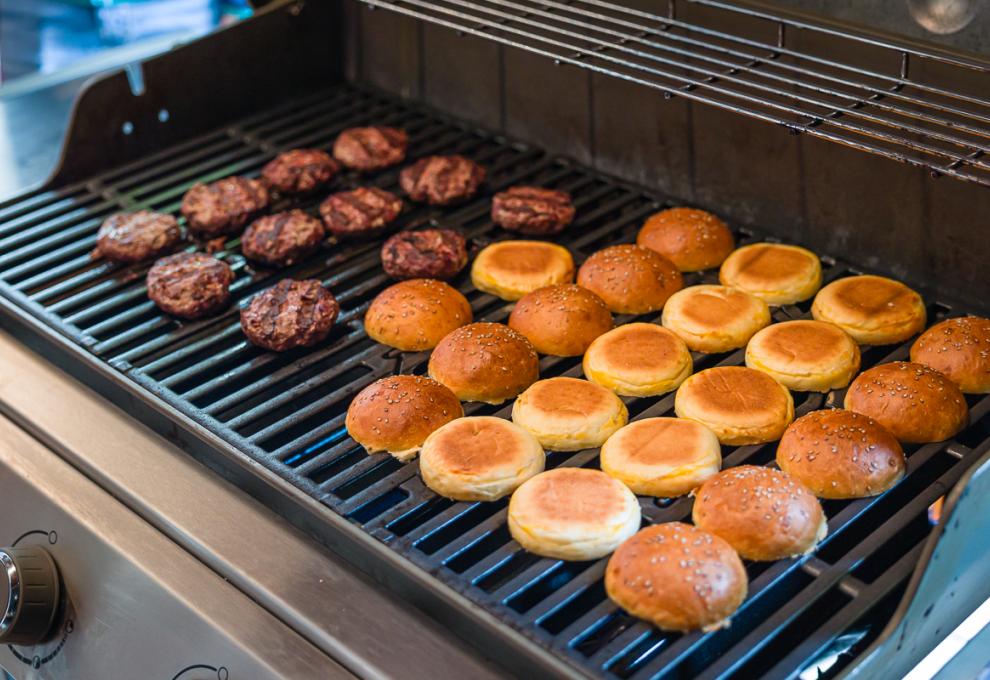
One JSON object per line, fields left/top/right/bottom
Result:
{"left": 1, "top": 1, "right": 990, "bottom": 678}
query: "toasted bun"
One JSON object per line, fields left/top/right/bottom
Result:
{"left": 719, "top": 243, "right": 822, "bottom": 305}
{"left": 675, "top": 366, "right": 794, "bottom": 445}
{"left": 745, "top": 320, "right": 860, "bottom": 392}
{"left": 576, "top": 244, "right": 683, "bottom": 314}
{"left": 346, "top": 375, "right": 464, "bottom": 461}
{"left": 692, "top": 465, "right": 826, "bottom": 561}
{"left": 471, "top": 240, "right": 574, "bottom": 301}
{"left": 364, "top": 279, "right": 472, "bottom": 351}
{"left": 662, "top": 285, "right": 770, "bottom": 353}
{"left": 428, "top": 322, "right": 539, "bottom": 404}
{"left": 508, "top": 284, "right": 613, "bottom": 356}
{"left": 811, "top": 275, "right": 926, "bottom": 345}
{"left": 910, "top": 316, "right": 990, "bottom": 393}
{"left": 636, "top": 207, "right": 735, "bottom": 272}
{"left": 605, "top": 523, "right": 747, "bottom": 632}
{"left": 508, "top": 468, "right": 640, "bottom": 561}
{"left": 420, "top": 416, "right": 545, "bottom": 501}
{"left": 601, "top": 418, "right": 721, "bottom": 497}
{"left": 583, "top": 323, "right": 692, "bottom": 397}
{"left": 844, "top": 362, "right": 968, "bottom": 443}
{"left": 512, "top": 377, "right": 628, "bottom": 451}
{"left": 777, "top": 409, "right": 905, "bottom": 498}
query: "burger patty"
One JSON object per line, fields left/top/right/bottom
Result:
{"left": 399, "top": 155, "right": 485, "bottom": 206}
{"left": 333, "top": 126, "right": 409, "bottom": 171}
{"left": 491, "top": 186, "right": 575, "bottom": 235}
{"left": 147, "top": 252, "right": 234, "bottom": 319}
{"left": 240, "top": 279, "right": 340, "bottom": 351}
{"left": 241, "top": 210, "right": 324, "bottom": 267}
{"left": 319, "top": 187, "right": 403, "bottom": 239}
{"left": 95, "top": 210, "right": 181, "bottom": 264}
{"left": 261, "top": 148, "right": 339, "bottom": 194}
{"left": 381, "top": 229, "right": 468, "bottom": 280}
{"left": 180, "top": 177, "right": 270, "bottom": 238}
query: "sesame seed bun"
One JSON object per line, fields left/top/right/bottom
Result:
{"left": 910, "top": 316, "right": 990, "bottom": 393}
{"left": 811, "top": 275, "right": 926, "bottom": 345}
{"left": 583, "top": 323, "right": 692, "bottom": 397}
{"left": 605, "top": 522, "right": 747, "bottom": 633}
{"left": 419, "top": 416, "right": 545, "bottom": 501}
{"left": 576, "top": 244, "right": 683, "bottom": 314}
{"left": 364, "top": 279, "right": 472, "bottom": 351}
{"left": 601, "top": 418, "right": 721, "bottom": 497}
{"left": 692, "top": 465, "right": 826, "bottom": 561}
{"left": 508, "top": 284, "right": 613, "bottom": 356}
{"left": 636, "top": 207, "right": 735, "bottom": 272}
{"left": 471, "top": 240, "right": 574, "bottom": 301}
{"left": 675, "top": 366, "right": 794, "bottom": 445}
{"left": 844, "top": 361, "right": 968, "bottom": 443}
{"left": 662, "top": 285, "right": 770, "bottom": 353}
{"left": 511, "top": 377, "right": 628, "bottom": 451}
{"left": 508, "top": 468, "right": 641, "bottom": 561}
{"left": 428, "top": 322, "right": 539, "bottom": 404}
{"left": 745, "top": 320, "right": 861, "bottom": 392}
{"left": 777, "top": 409, "right": 906, "bottom": 499}
{"left": 345, "top": 375, "right": 464, "bottom": 461}
{"left": 719, "top": 243, "right": 822, "bottom": 305}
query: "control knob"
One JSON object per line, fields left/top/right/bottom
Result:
{"left": 0, "top": 546, "right": 60, "bottom": 645}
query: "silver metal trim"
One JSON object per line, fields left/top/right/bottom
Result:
{"left": 0, "top": 551, "right": 19, "bottom": 638}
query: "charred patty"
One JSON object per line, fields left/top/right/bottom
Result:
{"left": 240, "top": 279, "right": 340, "bottom": 351}
{"left": 333, "top": 126, "right": 409, "bottom": 172}
{"left": 180, "top": 177, "right": 270, "bottom": 238}
{"left": 241, "top": 210, "right": 324, "bottom": 268}
{"left": 261, "top": 148, "right": 339, "bottom": 194}
{"left": 319, "top": 187, "right": 403, "bottom": 239}
{"left": 147, "top": 252, "right": 235, "bottom": 319}
{"left": 491, "top": 186, "right": 575, "bottom": 235}
{"left": 95, "top": 210, "right": 181, "bottom": 264}
{"left": 381, "top": 229, "right": 468, "bottom": 281}
{"left": 399, "top": 155, "right": 485, "bottom": 206}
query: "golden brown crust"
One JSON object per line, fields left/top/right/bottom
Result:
{"left": 674, "top": 366, "right": 794, "bottom": 445}
{"left": 605, "top": 523, "right": 747, "bottom": 632}
{"left": 844, "top": 362, "right": 968, "bottom": 443}
{"left": 777, "top": 409, "right": 906, "bottom": 499}
{"left": 508, "top": 468, "right": 641, "bottom": 561}
{"left": 512, "top": 377, "right": 628, "bottom": 451}
{"left": 811, "top": 275, "right": 926, "bottom": 345}
{"left": 470, "top": 240, "right": 574, "bottom": 301}
{"left": 692, "top": 465, "right": 826, "bottom": 561}
{"left": 345, "top": 375, "right": 464, "bottom": 461}
{"left": 910, "top": 316, "right": 990, "bottom": 393}
{"left": 428, "top": 322, "right": 539, "bottom": 404}
{"left": 600, "top": 417, "right": 721, "bottom": 497}
{"left": 719, "top": 243, "right": 822, "bottom": 305}
{"left": 364, "top": 279, "right": 472, "bottom": 351}
{"left": 636, "top": 208, "right": 735, "bottom": 272}
{"left": 576, "top": 244, "right": 683, "bottom": 314}
{"left": 508, "top": 284, "right": 614, "bottom": 356}
{"left": 745, "top": 320, "right": 861, "bottom": 392}
{"left": 662, "top": 285, "right": 770, "bottom": 353}
{"left": 583, "top": 323, "right": 692, "bottom": 396}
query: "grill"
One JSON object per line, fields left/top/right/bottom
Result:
{"left": 1, "top": 80, "right": 990, "bottom": 678}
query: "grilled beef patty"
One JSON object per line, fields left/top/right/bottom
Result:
{"left": 240, "top": 279, "right": 340, "bottom": 351}
{"left": 241, "top": 210, "right": 324, "bottom": 267}
{"left": 261, "top": 149, "right": 339, "bottom": 194}
{"left": 180, "top": 177, "right": 270, "bottom": 238}
{"left": 381, "top": 229, "right": 468, "bottom": 281}
{"left": 319, "top": 187, "right": 403, "bottom": 239}
{"left": 491, "top": 186, "right": 575, "bottom": 235}
{"left": 399, "top": 155, "right": 485, "bottom": 206}
{"left": 95, "top": 210, "right": 181, "bottom": 264}
{"left": 147, "top": 252, "right": 234, "bottom": 319}
{"left": 333, "top": 126, "right": 409, "bottom": 172}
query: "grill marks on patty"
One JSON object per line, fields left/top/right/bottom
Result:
{"left": 240, "top": 279, "right": 340, "bottom": 351}
{"left": 400, "top": 155, "right": 485, "bottom": 205}
{"left": 181, "top": 177, "right": 271, "bottom": 238}
{"left": 381, "top": 229, "right": 468, "bottom": 280}
{"left": 491, "top": 186, "right": 575, "bottom": 235}
{"left": 146, "top": 252, "right": 235, "bottom": 319}
{"left": 320, "top": 187, "right": 403, "bottom": 238}
{"left": 333, "top": 126, "right": 409, "bottom": 171}
{"left": 95, "top": 210, "right": 182, "bottom": 263}
{"left": 242, "top": 210, "right": 325, "bottom": 267}
{"left": 262, "top": 149, "right": 340, "bottom": 194}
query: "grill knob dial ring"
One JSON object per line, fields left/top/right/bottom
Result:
{"left": 0, "top": 546, "right": 60, "bottom": 646}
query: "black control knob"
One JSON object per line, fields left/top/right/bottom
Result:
{"left": 0, "top": 546, "right": 60, "bottom": 645}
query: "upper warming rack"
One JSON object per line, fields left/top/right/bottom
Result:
{"left": 355, "top": 0, "right": 990, "bottom": 187}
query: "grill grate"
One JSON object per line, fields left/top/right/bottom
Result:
{"left": 1, "top": 83, "right": 989, "bottom": 678}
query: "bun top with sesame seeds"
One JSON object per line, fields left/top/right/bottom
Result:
{"left": 692, "top": 465, "right": 826, "bottom": 561}
{"left": 605, "top": 522, "right": 747, "bottom": 633}
{"left": 508, "top": 283, "right": 614, "bottom": 357}
{"left": 576, "top": 244, "right": 683, "bottom": 315}
{"left": 844, "top": 361, "right": 968, "bottom": 444}
{"left": 812, "top": 274, "right": 926, "bottom": 346}
{"left": 364, "top": 278, "right": 472, "bottom": 352}
{"left": 777, "top": 409, "right": 905, "bottom": 499}
{"left": 637, "top": 207, "right": 735, "bottom": 272}
{"left": 345, "top": 374, "right": 464, "bottom": 461}
{"left": 910, "top": 316, "right": 990, "bottom": 394}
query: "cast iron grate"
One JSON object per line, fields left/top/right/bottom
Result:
{"left": 0, "top": 83, "right": 987, "bottom": 679}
